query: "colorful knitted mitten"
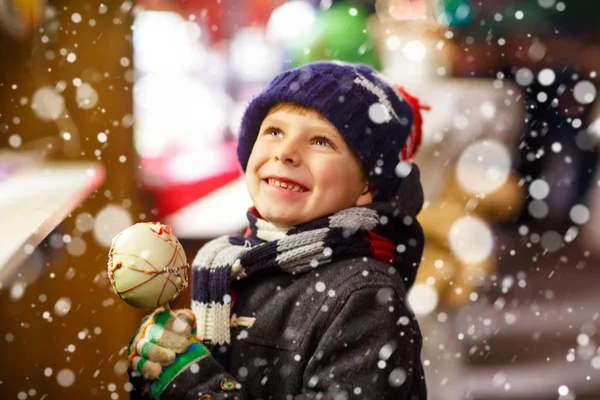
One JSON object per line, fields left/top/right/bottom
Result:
{"left": 128, "top": 307, "right": 210, "bottom": 398}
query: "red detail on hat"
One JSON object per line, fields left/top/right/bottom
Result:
{"left": 395, "top": 86, "right": 430, "bottom": 161}
{"left": 366, "top": 231, "right": 395, "bottom": 265}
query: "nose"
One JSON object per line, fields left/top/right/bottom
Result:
{"left": 273, "top": 139, "right": 301, "bottom": 167}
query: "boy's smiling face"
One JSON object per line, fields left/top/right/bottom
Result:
{"left": 245, "top": 103, "right": 373, "bottom": 229}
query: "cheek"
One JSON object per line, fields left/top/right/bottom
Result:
{"left": 316, "top": 157, "right": 365, "bottom": 199}
{"left": 247, "top": 143, "right": 267, "bottom": 172}
{"left": 312, "top": 159, "right": 354, "bottom": 192}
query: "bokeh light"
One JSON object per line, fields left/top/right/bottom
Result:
{"left": 456, "top": 140, "right": 512, "bottom": 195}
{"left": 76, "top": 83, "right": 99, "bottom": 109}
{"left": 407, "top": 283, "right": 439, "bottom": 316}
{"left": 31, "top": 86, "right": 64, "bottom": 121}
{"left": 402, "top": 40, "right": 427, "bottom": 62}
{"left": 449, "top": 216, "right": 493, "bottom": 264}
{"left": 93, "top": 205, "right": 133, "bottom": 248}
{"left": 54, "top": 297, "right": 72, "bottom": 317}
{"left": 266, "top": 1, "right": 316, "bottom": 43}
{"left": 56, "top": 369, "right": 76, "bottom": 387}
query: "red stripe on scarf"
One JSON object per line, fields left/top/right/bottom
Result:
{"left": 366, "top": 231, "right": 395, "bottom": 265}
{"left": 231, "top": 287, "right": 238, "bottom": 306}
{"left": 244, "top": 206, "right": 263, "bottom": 237}
{"left": 249, "top": 206, "right": 263, "bottom": 219}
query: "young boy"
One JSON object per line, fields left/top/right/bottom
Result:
{"left": 129, "top": 61, "right": 428, "bottom": 399}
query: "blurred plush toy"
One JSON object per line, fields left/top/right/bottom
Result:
{"left": 416, "top": 167, "right": 525, "bottom": 309}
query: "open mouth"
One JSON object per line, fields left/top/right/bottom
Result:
{"left": 264, "top": 178, "right": 309, "bottom": 193}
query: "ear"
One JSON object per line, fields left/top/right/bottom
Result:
{"left": 355, "top": 183, "right": 374, "bottom": 206}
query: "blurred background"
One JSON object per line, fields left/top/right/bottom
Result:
{"left": 0, "top": 0, "right": 599, "bottom": 399}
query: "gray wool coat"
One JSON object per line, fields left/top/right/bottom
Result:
{"left": 130, "top": 167, "right": 428, "bottom": 400}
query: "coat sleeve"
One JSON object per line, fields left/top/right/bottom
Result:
{"left": 295, "top": 285, "right": 427, "bottom": 400}
{"left": 129, "top": 354, "right": 251, "bottom": 400}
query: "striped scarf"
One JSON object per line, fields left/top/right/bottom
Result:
{"left": 191, "top": 206, "right": 397, "bottom": 346}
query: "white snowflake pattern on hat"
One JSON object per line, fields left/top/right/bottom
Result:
{"left": 353, "top": 71, "right": 400, "bottom": 123}
{"left": 373, "top": 71, "right": 406, "bottom": 104}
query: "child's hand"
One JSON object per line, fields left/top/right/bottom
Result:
{"left": 128, "top": 307, "right": 196, "bottom": 380}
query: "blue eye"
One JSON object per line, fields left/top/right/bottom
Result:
{"left": 266, "top": 127, "right": 283, "bottom": 137}
{"left": 314, "top": 136, "right": 333, "bottom": 147}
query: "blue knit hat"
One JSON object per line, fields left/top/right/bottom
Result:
{"left": 237, "top": 61, "right": 423, "bottom": 202}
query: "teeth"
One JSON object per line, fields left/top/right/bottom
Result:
{"left": 268, "top": 179, "right": 305, "bottom": 192}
